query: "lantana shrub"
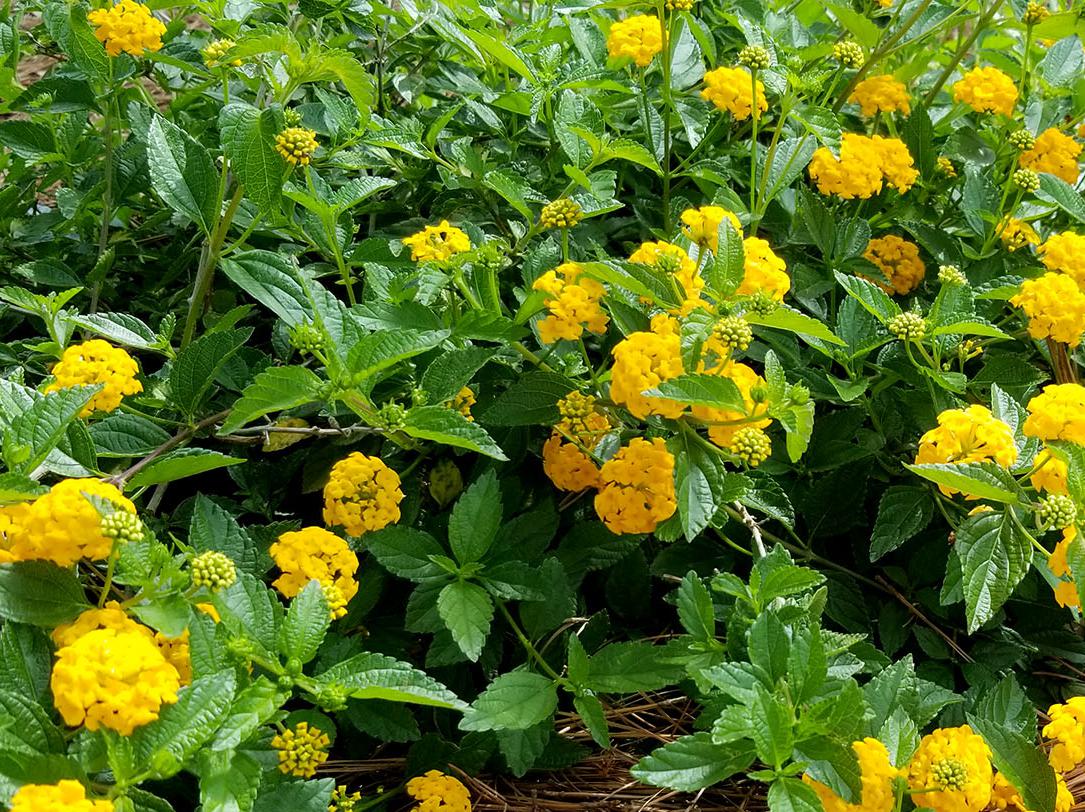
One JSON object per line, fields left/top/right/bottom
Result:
{"left": 1, "top": 0, "right": 1085, "bottom": 810}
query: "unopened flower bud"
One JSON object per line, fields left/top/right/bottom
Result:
{"left": 190, "top": 550, "right": 237, "bottom": 591}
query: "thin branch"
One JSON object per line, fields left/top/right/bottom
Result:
{"left": 732, "top": 500, "right": 768, "bottom": 558}
{"left": 108, "top": 409, "right": 231, "bottom": 488}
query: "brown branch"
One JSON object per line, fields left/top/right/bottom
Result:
{"left": 108, "top": 409, "right": 231, "bottom": 488}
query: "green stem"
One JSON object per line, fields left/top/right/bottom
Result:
{"left": 98, "top": 540, "right": 120, "bottom": 608}
{"left": 496, "top": 599, "right": 568, "bottom": 684}
{"left": 749, "top": 67, "right": 759, "bottom": 215}
{"left": 90, "top": 85, "right": 116, "bottom": 315}
{"left": 922, "top": 0, "right": 1005, "bottom": 106}
{"left": 658, "top": 3, "right": 674, "bottom": 232}
{"left": 181, "top": 185, "right": 244, "bottom": 347}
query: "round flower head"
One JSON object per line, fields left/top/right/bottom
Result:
{"left": 532, "top": 262, "right": 609, "bottom": 343}
{"left": 833, "top": 41, "right": 864, "bottom": 68}
{"left": 692, "top": 362, "right": 772, "bottom": 448}
{"left": 202, "top": 38, "right": 240, "bottom": 68}
{"left": 849, "top": 74, "right": 910, "bottom": 116}
{"left": 1039, "top": 231, "right": 1085, "bottom": 286}
{"left": 863, "top": 235, "right": 926, "bottom": 295}
{"left": 403, "top": 221, "right": 471, "bottom": 263}
{"left": 609, "top": 314, "right": 686, "bottom": 419}
{"left": 1038, "top": 493, "right": 1077, "bottom": 529}
{"left": 594, "top": 437, "right": 677, "bottom": 534}
{"left": 999, "top": 217, "right": 1040, "bottom": 252}
{"left": 323, "top": 452, "right": 403, "bottom": 536}
{"left": 1031, "top": 447, "right": 1069, "bottom": 494}
{"left": 540, "top": 198, "right": 583, "bottom": 229}
{"left": 809, "top": 134, "right": 885, "bottom": 199}
{"left": 629, "top": 240, "right": 704, "bottom": 314}
{"left": 191, "top": 550, "right": 238, "bottom": 591}
{"left": 708, "top": 316, "right": 753, "bottom": 357}
{"left": 1019, "top": 128, "right": 1081, "bottom": 184}
{"left": 542, "top": 435, "right": 601, "bottom": 492}
{"left": 888, "top": 312, "right": 927, "bottom": 341}
{"left": 270, "top": 527, "right": 360, "bottom": 618}
{"left": 937, "top": 156, "right": 958, "bottom": 178}
{"left": 907, "top": 725, "right": 993, "bottom": 812}
{"left": 272, "top": 722, "right": 330, "bottom": 778}
{"left": 701, "top": 66, "right": 768, "bottom": 120}
{"left": 87, "top": 0, "right": 165, "bottom": 57}
{"left": 738, "top": 237, "right": 790, "bottom": 300}
{"left": 555, "top": 391, "right": 610, "bottom": 447}
{"left": 10, "top": 781, "right": 113, "bottom": 812}
{"left": 1043, "top": 697, "right": 1085, "bottom": 771}
{"left": 46, "top": 339, "right": 142, "bottom": 417}
{"left": 730, "top": 426, "right": 772, "bottom": 467}
{"left": 1010, "top": 272, "right": 1085, "bottom": 346}
{"left": 871, "top": 136, "right": 919, "bottom": 193}
{"left": 330, "top": 785, "right": 364, "bottom": 812}
{"left": 681, "top": 206, "right": 742, "bottom": 251}
{"left": 51, "top": 627, "right": 181, "bottom": 735}
{"left": 803, "top": 738, "right": 899, "bottom": 812}
{"left": 0, "top": 503, "right": 27, "bottom": 563}
{"left": 445, "top": 386, "right": 475, "bottom": 421}
{"left": 1025, "top": 384, "right": 1085, "bottom": 443}
{"left": 952, "top": 67, "right": 1018, "bottom": 116}
{"left": 406, "top": 769, "right": 472, "bottom": 812}
{"left": 606, "top": 15, "right": 663, "bottom": 67}
{"left": 12, "top": 478, "right": 136, "bottom": 566}
{"left": 914, "top": 405, "right": 1017, "bottom": 496}
{"left": 275, "top": 127, "right": 319, "bottom": 166}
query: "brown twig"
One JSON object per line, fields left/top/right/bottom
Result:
{"left": 875, "top": 575, "right": 974, "bottom": 663}
{"left": 108, "top": 409, "right": 231, "bottom": 488}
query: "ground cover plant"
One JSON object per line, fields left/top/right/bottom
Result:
{"left": 2, "top": 0, "right": 1085, "bottom": 809}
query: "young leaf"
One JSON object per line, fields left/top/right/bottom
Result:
{"left": 402, "top": 407, "right": 509, "bottom": 461}
{"left": 631, "top": 733, "right": 756, "bottom": 791}
{"left": 448, "top": 470, "right": 502, "bottom": 564}
{"left": 279, "top": 581, "right": 331, "bottom": 665}
{"left": 218, "top": 366, "right": 325, "bottom": 435}
{"left": 316, "top": 652, "right": 466, "bottom": 710}
{"left": 460, "top": 671, "right": 558, "bottom": 731}
{"left": 869, "top": 486, "right": 934, "bottom": 561}
{"left": 904, "top": 462, "right": 1022, "bottom": 504}
{"left": 437, "top": 580, "right": 494, "bottom": 662}
{"left": 127, "top": 449, "right": 245, "bottom": 489}
{"left": 170, "top": 328, "right": 252, "bottom": 419}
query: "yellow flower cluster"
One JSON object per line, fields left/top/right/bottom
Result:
{"left": 681, "top": 205, "right": 741, "bottom": 251}
{"left": 1040, "top": 231, "right": 1085, "bottom": 284}
{"left": 804, "top": 738, "right": 898, "bottom": 812}
{"left": 532, "top": 262, "right": 609, "bottom": 343}
{"left": 1010, "top": 273, "right": 1085, "bottom": 346}
{"left": 991, "top": 772, "right": 1073, "bottom": 812}
{"left": 952, "top": 66, "right": 1018, "bottom": 116}
{"left": 1051, "top": 528, "right": 1079, "bottom": 608}
{"left": 1044, "top": 697, "right": 1085, "bottom": 771}
{"left": 1019, "top": 128, "right": 1081, "bottom": 184}
{"left": 52, "top": 602, "right": 191, "bottom": 684}
{"left": 446, "top": 386, "right": 475, "bottom": 421}
{"left": 606, "top": 15, "right": 663, "bottom": 67}
{"left": 323, "top": 452, "right": 403, "bottom": 536}
{"left": 594, "top": 437, "right": 677, "bottom": 534}
{"left": 87, "top": 0, "right": 165, "bottom": 57}
{"left": 51, "top": 627, "right": 181, "bottom": 735}
{"left": 692, "top": 362, "right": 772, "bottom": 448}
{"left": 406, "top": 770, "right": 472, "bottom": 812}
{"left": 1031, "top": 447, "right": 1068, "bottom": 495}
{"left": 808, "top": 134, "right": 918, "bottom": 199}
{"left": 275, "top": 127, "right": 319, "bottom": 166}
{"left": 542, "top": 392, "right": 612, "bottom": 492}
{"left": 46, "top": 339, "right": 142, "bottom": 417}
{"left": 403, "top": 221, "right": 471, "bottom": 262}
{"left": 555, "top": 391, "right": 611, "bottom": 447}
{"left": 738, "top": 237, "right": 790, "bottom": 300}
{"left": 629, "top": 240, "right": 704, "bottom": 314}
{"left": 9, "top": 781, "right": 113, "bottom": 812}
{"left": 999, "top": 217, "right": 1040, "bottom": 252}
{"left": 1024, "top": 383, "right": 1085, "bottom": 444}
{"left": 863, "top": 235, "right": 926, "bottom": 295}
{"left": 270, "top": 527, "right": 360, "bottom": 618}
{"left": 330, "top": 785, "right": 364, "bottom": 812}
{"left": 914, "top": 405, "right": 1017, "bottom": 496}
{"left": 4, "top": 478, "right": 136, "bottom": 566}
{"left": 609, "top": 314, "right": 685, "bottom": 419}
{"left": 907, "top": 725, "right": 992, "bottom": 812}
{"left": 701, "top": 66, "right": 768, "bottom": 121}
{"left": 201, "top": 38, "right": 240, "bottom": 68}
{"left": 272, "top": 722, "right": 330, "bottom": 778}
{"left": 849, "top": 74, "right": 910, "bottom": 116}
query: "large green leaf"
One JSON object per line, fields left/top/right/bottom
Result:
{"left": 315, "top": 652, "right": 466, "bottom": 709}
{"left": 646, "top": 374, "right": 746, "bottom": 410}
{"left": 1038, "top": 174, "right": 1085, "bottom": 224}
{"left": 583, "top": 642, "right": 685, "bottom": 693}
{"left": 218, "top": 366, "right": 325, "bottom": 435}
{"left": 170, "top": 328, "right": 251, "bottom": 419}
{"left": 364, "top": 526, "right": 448, "bottom": 581}
{"left": 146, "top": 115, "right": 220, "bottom": 236}
{"left": 833, "top": 271, "right": 901, "bottom": 323}
{"left": 448, "top": 470, "right": 502, "bottom": 564}
{"left": 5, "top": 387, "right": 98, "bottom": 474}
{"left": 460, "top": 671, "right": 557, "bottom": 731}
{"left": 478, "top": 371, "right": 576, "bottom": 426}
{"left": 0, "top": 563, "right": 89, "bottom": 626}
{"left": 869, "top": 486, "right": 933, "bottom": 561}
{"left": 128, "top": 448, "right": 244, "bottom": 489}
{"left": 904, "top": 462, "right": 1022, "bottom": 504}
{"left": 632, "top": 733, "right": 756, "bottom": 791}
{"left": 220, "top": 251, "right": 311, "bottom": 327}
{"left": 279, "top": 581, "right": 330, "bottom": 665}
{"left": 402, "top": 407, "right": 508, "bottom": 460}
{"left": 437, "top": 580, "right": 494, "bottom": 662}
{"left": 967, "top": 715, "right": 1057, "bottom": 812}
{"left": 955, "top": 511, "right": 1031, "bottom": 633}
{"left": 346, "top": 330, "right": 449, "bottom": 385}
{"left": 220, "top": 103, "right": 283, "bottom": 210}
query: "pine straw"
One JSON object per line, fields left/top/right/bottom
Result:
{"left": 329, "top": 690, "right": 767, "bottom": 811}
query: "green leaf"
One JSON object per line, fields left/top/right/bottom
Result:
{"left": 71, "top": 312, "right": 160, "bottom": 351}
{"left": 901, "top": 106, "right": 936, "bottom": 179}
{"left": 0, "top": 121, "right": 59, "bottom": 161}
{"left": 316, "top": 652, "right": 466, "bottom": 709}
{"left": 215, "top": 573, "right": 282, "bottom": 655}
{"left": 584, "top": 642, "right": 685, "bottom": 693}
{"left": 220, "top": 103, "right": 283, "bottom": 210}
{"left": 497, "top": 723, "right": 550, "bottom": 777}
{"left": 402, "top": 407, "right": 508, "bottom": 460}
{"left": 967, "top": 715, "right": 1057, "bottom": 812}
{"left": 676, "top": 571, "right": 715, "bottom": 643}
{"left": 279, "top": 581, "right": 331, "bottom": 665}
{"left": 146, "top": 115, "right": 220, "bottom": 236}
{"left": 750, "top": 684, "right": 793, "bottom": 768}
{"left": 768, "top": 777, "right": 824, "bottom": 812}
{"left": 573, "top": 694, "right": 610, "bottom": 748}
{"left": 905, "top": 462, "right": 1022, "bottom": 504}
{"left": 0, "top": 562, "right": 89, "bottom": 626}
{"left": 601, "top": 138, "right": 662, "bottom": 175}
{"left": 1038, "top": 174, "right": 1085, "bottom": 224}
{"left": 674, "top": 444, "right": 719, "bottom": 542}
{"left": 1040, "top": 36, "right": 1084, "bottom": 87}
{"left": 975, "top": 675, "right": 1035, "bottom": 736}
{"left": 632, "top": 733, "right": 756, "bottom": 791}
{"left": 869, "top": 486, "right": 933, "bottom": 561}
{"left": 364, "top": 527, "right": 448, "bottom": 581}
{"left": 646, "top": 373, "right": 746, "bottom": 410}
{"left": 199, "top": 750, "right": 262, "bottom": 812}
{"left": 955, "top": 511, "right": 1031, "bottom": 633}
{"left": 252, "top": 779, "right": 335, "bottom": 812}
{"left": 825, "top": 1, "right": 880, "bottom": 46}
{"left": 703, "top": 220, "right": 745, "bottom": 296}
{"left": 422, "top": 347, "right": 497, "bottom": 404}
{"left": 793, "top": 739, "right": 861, "bottom": 804}
{"left": 127, "top": 448, "right": 245, "bottom": 489}
{"left": 90, "top": 414, "right": 171, "bottom": 457}
{"left": 746, "top": 307, "right": 844, "bottom": 346}
{"left": 483, "top": 170, "right": 541, "bottom": 221}
{"left": 220, "top": 251, "right": 311, "bottom": 327}
{"left": 756, "top": 566, "right": 825, "bottom": 603}
{"left": 460, "top": 671, "right": 558, "bottom": 731}
{"left": 448, "top": 470, "right": 502, "bottom": 564}
{"left": 5, "top": 387, "right": 98, "bottom": 474}
{"left": 763, "top": 137, "right": 816, "bottom": 206}
{"left": 44, "top": 3, "right": 109, "bottom": 84}
{"left": 931, "top": 320, "right": 1009, "bottom": 339}
{"left": 0, "top": 623, "right": 51, "bottom": 702}
{"left": 133, "top": 672, "right": 238, "bottom": 775}
{"left": 347, "top": 330, "right": 449, "bottom": 385}
{"left": 170, "top": 328, "right": 251, "bottom": 419}
{"left": 478, "top": 371, "right": 576, "bottom": 426}
{"left": 210, "top": 677, "right": 291, "bottom": 751}
{"left": 218, "top": 366, "right": 324, "bottom": 434}
{"left": 189, "top": 495, "right": 259, "bottom": 575}
{"left": 834, "top": 271, "right": 901, "bottom": 323}
{"left": 437, "top": 580, "right": 494, "bottom": 662}
{"left": 0, "top": 689, "right": 66, "bottom": 753}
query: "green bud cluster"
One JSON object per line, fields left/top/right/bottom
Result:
{"left": 100, "top": 511, "right": 144, "bottom": 542}
{"left": 888, "top": 311, "right": 927, "bottom": 341}
{"left": 191, "top": 550, "right": 237, "bottom": 591}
